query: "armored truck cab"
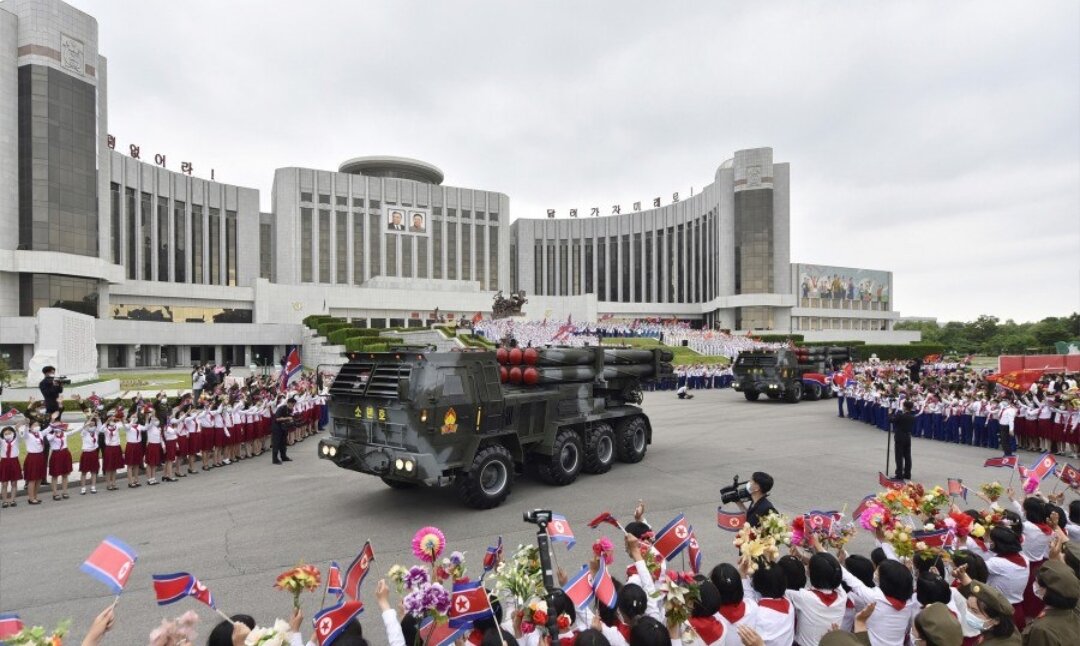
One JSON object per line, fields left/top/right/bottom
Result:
{"left": 318, "top": 346, "right": 672, "bottom": 508}
{"left": 732, "top": 346, "right": 854, "bottom": 403}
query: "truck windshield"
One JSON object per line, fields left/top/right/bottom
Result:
{"left": 736, "top": 355, "right": 777, "bottom": 367}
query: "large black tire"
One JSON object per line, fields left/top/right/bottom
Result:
{"left": 536, "top": 430, "right": 584, "bottom": 485}
{"left": 804, "top": 382, "right": 822, "bottom": 401}
{"left": 615, "top": 416, "right": 648, "bottom": 463}
{"left": 456, "top": 444, "right": 514, "bottom": 509}
{"left": 785, "top": 382, "right": 803, "bottom": 403}
{"left": 583, "top": 423, "right": 616, "bottom": 474}
{"left": 744, "top": 391, "right": 760, "bottom": 401}
{"left": 381, "top": 477, "right": 419, "bottom": 490}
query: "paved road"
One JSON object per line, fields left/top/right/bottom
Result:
{"left": 0, "top": 390, "right": 1038, "bottom": 644}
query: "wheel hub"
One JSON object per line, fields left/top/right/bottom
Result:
{"left": 479, "top": 461, "right": 507, "bottom": 495}
{"left": 560, "top": 443, "right": 579, "bottom": 473}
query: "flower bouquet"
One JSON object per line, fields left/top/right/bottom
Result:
{"left": 274, "top": 564, "right": 321, "bottom": 609}
{"left": 656, "top": 572, "right": 701, "bottom": 642}
{"left": 402, "top": 579, "right": 451, "bottom": 621}
{"left": 490, "top": 545, "right": 545, "bottom": 606}
{"left": 434, "top": 551, "right": 467, "bottom": 583}
{"left": 149, "top": 611, "right": 200, "bottom": 646}
{"left": 941, "top": 512, "right": 975, "bottom": 539}
{"left": 733, "top": 513, "right": 790, "bottom": 570}
{"left": 822, "top": 521, "right": 858, "bottom": 551}
{"left": 919, "top": 486, "right": 951, "bottom": 517}
{"left": 4, "top": 620, "right": 70, "bottom": 646}
{"left": 412, "top": 526, "right": 446, "bottom": 564}
{"left": 244, "top": 619, "right": 293, "bottom": 646}
{"left": 519, "top": 598, "right": 572, "bottom": 636}
{"left": 882, "top": 523, "right": 916, "bottom": 559}
{"left": 592, "top": 537, "right": 616, "bottom": 566}
{"left": 979, "top": 482, "right": 1004, "bottom": 502}
{"left": 858, "top": 501, "right": 893, "bottom": 531}
{"left": 876, "top": 488, "right": 917, "bottom": 517}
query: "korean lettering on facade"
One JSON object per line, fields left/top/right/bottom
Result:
{"left": 545, "top": 191, "right": 688, "bottom": 219}
{"left": 108, "top": 134, "right": 214, "bottom": 181}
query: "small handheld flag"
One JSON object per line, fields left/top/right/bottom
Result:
{"left": 152, "top": 572, "right": 216, "bottom": 609}
{"left": 0, "top": 613, "right": 24, "bottom": 640}
{"left": 80, "top": 536, "right": 138, "bottom": 594}
{"left": 547, "top": 514, "right": 576, "bottom": 549}
{"left": 652, "top": 513, "right": 691, "bottom": 561}
{"left": 562, "top": 565, "right": 595, "bottom": 610}
{"left": 418, "top": 615, "right": 465, "bottom": 646}
{"left": 326, "top": 561, "right": 343, "bottom": 598}
{"left": 852, "top": 495, "right": 876, "bottom": 520}
{"left": 0, "top": 408, "right": 19, "bottom": 422}
{"left": 592, "top": 558, "right": 618, "bottom": 609}
{"left": 717, "top": 508, "right": 746, "bottom": 532}
{"left": 1058, "top": 464, "right": 1080, "bottom": 489}
{"left": 482, "top": 536, "right": 503, "bottom": 574}
{"left": 343, "top": 541, "right": 375, "bottom": 602}
{"left": 1029, "top": 453, "right": 1058, "bottom": 482}
{"left": 984, "top": 455, "right": 1018, "bottom": 469}
{"left": 878, "top": 472, "right": 905, "bottom": 491}
{"left": 686, "top": 526, "right": 702, "bottom": 575}
{"left": 448, "top": 580, "right": 494, "bottom": 629}
{"left": 912, "top": 528, "right": 954, "bottom": 550}
{"left": 280, "top": 347, "right": 302, "bottom": 391}
{"left": 587, "top": 511, "right": 623, "bottom": 531}
{"left": 312, "top": 599, "right": 364, "bottom": 646}
{"left": 804, "top": 511, "right": 841, "bottom": 535}
{"left": 947, "top": 479, "right": 967, "bottom": 501}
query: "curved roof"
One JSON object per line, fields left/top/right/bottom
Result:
{"left": 338, "top": 156, "right": 445, "bottom": 185}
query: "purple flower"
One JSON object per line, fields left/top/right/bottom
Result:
{"left": 449, "top": 551, "right": 465, "bottom": 566}
{"left": 404, "top": 565, "right": 429, "bottom": 588}
{"left": 403, "top": 589, "right": 426, "bottom": 617}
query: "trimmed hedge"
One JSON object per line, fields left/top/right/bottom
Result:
{"left": 348, "top": 327, "right": 383, "bottom": 337}
{"left": 344, "top": 339, "right": 391, "bottom": 353}
{"left": 756, "top": 334, "right": 805, "bottom": 343}
{"left": 794, "top": 340, "right": 867, "bottom": 347}
{"left": 303, "top": 314, "right": 334, "bottom": 328}
{"left": 317, "top": 320, "right": 349, "bottom": 337}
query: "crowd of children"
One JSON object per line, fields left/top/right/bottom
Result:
{"left": 0, "top": 374, "right": 327, "bottom": 508}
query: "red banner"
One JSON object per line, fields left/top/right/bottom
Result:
{"left": 986, "top": 369, "right": 1046, "bottom": 392}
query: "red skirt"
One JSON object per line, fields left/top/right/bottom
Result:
{"left": 177, "top": 435, "right": 189, "bottom": 458}
{"left": 228, "top": 425, "right": 241, "bottom": 446}
{"left": 214, "top": 427, "right": 226, "bottom": 448}
{"left": 201, "top": 427, "right": 215, "bottom": 452}
{"left": 102, "top": 445, "right": 124, "bottom": 471}
{"left": 23, "top": 452, "right": 46, "bottom": 481}
{"left": 79, "top": 450, "right": 99, "bottom": 474}
{"left": 0, "top": 456, "right": 22, "bottom": 483}
{"left": 124, "top": 442, "right": 144, "bottom": 468}
{"left": 1037, "top": 418, "right": 1053, "bottom": 441}
{"left": 165, "top": 439, "right": 178, "bottom": 461}
{"left": 1015, "top": 418, "right": 1030, "bottom": 437}
{"left": 1023, "top": 559, "right": 1046, "bottom": 620}
{"left": 1050, "top": 421, "right": 1065, "bottom": 444}
{"left": 145, "top": 443, "right": 163, "bottom": 467}
{"left": 49, "top": 449, "right": 73, "bottom": 477}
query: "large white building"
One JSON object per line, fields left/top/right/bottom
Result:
{"left": 0, "top": 0, "right": 916, "bottom": 373}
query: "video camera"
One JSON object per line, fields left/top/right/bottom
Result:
{"left": 54, "top": 375, "right": 71, "bottom": 385}
{"left": 719, "top": 475, "right": 753, "bottom": 505}
{"left": 523, "top": 509, "right": 553, "bottom": 527}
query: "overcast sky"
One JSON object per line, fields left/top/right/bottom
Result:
{"left": 75, "top": 0, "right": 1078, "bottom": 323}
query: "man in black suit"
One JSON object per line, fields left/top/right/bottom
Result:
{"left": 271, "top": 397, "right": 296, "bottom": 464}
{"left": 38, "top": 365, "right": 64, "bottom": 483}
{"left": 735, "top": 471, "right": 777, "bottom": 528}
{"left": 891, "top": 400, "right": 917, "bottom": 480}
{"left": 388, "top": 211, "right": 405, "bottom": 231}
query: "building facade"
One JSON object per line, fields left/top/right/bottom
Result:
{"left": 0, "top": 0, "right": 915, "bottom": 375}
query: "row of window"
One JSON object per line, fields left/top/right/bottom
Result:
{"left": 792, "top": 317, "right": 890, "bottom": 332}
{"left": 110, "top": 184, "right": 239, "bottom": 286}
{"left": 298, "top": 193, "right": 500, "bottom": 220}
{"left": 798, "top": 298, "right": 889, "bottom": 311}
{"left": 528, "top": 212, "right": 719, "bottom": 304}
{"left": 298, "top": 210, "right": 499, "bottom": 290}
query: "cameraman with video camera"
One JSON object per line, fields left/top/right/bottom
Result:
{"left": 721, "top": 471, "right": 777, "bottom": 527}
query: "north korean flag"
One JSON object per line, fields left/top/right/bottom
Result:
{"left": 343, "top": 542, "right": 374, "bottom": 602}
{"left": 482, "top": 536, "right": 503, "bottom": 574}
{"left": 0, "top": 408, "right": 19, "bottom": 422}
{"left": 1058, "top": 464, "right": 1080, "bottom": 489}
{"left": 587, "top": 511, "right": 623, "bottom": 531}
{"left": 0, "top": 613, "right": 24, "bottom": 640}
{"left": 449, "top": 580, "right": 494, "bottom": 629}
{"left": 851, "top": 495, "right": 876, "bottom": 520}
{"left": 653, "top": 514, "right": 691, "bottom": 561}
{"left": 591, "top": 559, "right": 618, "bottom": 609}
{"left": 418, "top": 615, "right": 465, "bottom": 646}
{"left": 152, "top": 572, "right": 216, "bottom": 609}
{"left": 717, "top": 508, "right": 746, "bottom": 533}
{"left": 326, "top": 561, "right": 343, "bottom": 598}
{"left": 804, "top": 511, "right": 840, "bottom": 535}
{"left": 913, "top": 528, "right": 953, "bottom": 549}
{"left": 312, "top": 599, "right": 364, "bottom": 646}
{"left": 686, "top": 526, "right": 703, "bottom": 574}
{"left": 80, "top": 536, "right": 138, "bottom": 594}
{"left": 1030, "top": 452, "right": 1058, "bottom": 482}
{"left": 878, "top": 472, "right": 905, "bottom": 491}
{"left": 984, "top": 455, "right": 1018, "bottom": 469}
{"left": 947, "top": 479, "right": 968, "bottom": 501}
{"left": 562, "top": 565, "right": 595, "bottom": 610}
{"left": 547, "top": 514, "right": 576, "bottom": 549}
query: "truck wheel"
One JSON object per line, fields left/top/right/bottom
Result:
{"left": 456, "top": 444, "right": 514, "bottom": 509}
{"left": 785, "top": 383, "right": 803, "bottom": 403}
{"left": 615, "top": 417, "right": 648, "bottom": 464}
{"left": 381, "top": 477, "right": 419, "bottom": 490}
{"left": 536, "top": 430, "right": 584, "bottom": 486}
{"left": 804, "top": 382, "right": 821, "bottom": 401}
{"left": 743, "top": 391, "right": 760, "bottom": 402}
{"left": 583, "top": 423, "right": 616, "bottom": 474}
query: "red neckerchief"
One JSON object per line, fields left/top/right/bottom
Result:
{"left": 1034, "top": 523, "right": 1053, "bottom": 536}
{"left": 557, "top": 631, "right": 578, "bottom": 646}
{"left": 718, "top": 601, "right": 747, "bottom": 624}
{"left": 845, "top": 598, "right": 854, "bottom": 609}
{"left": 467, "top": 631, "right": 483, "bottom": 646}
{"left": 971, "top": 537, "right": 987, "bottom": 552}
{"left": 758, "top": 598, "right": 791, "bottom": 614}
{"left": 688, "top": 616, "right": 725, "bottom": 645}
{"left": 997, "top": 553, "right": 1027, "bottom": 569}
{"left": 2, "top": 438, "right": 14, "bottom": 458}
{"left": 616, "top": 622, "right": 631, "bottom": 640}
{"left": 883, "top": 596, "right": 908, "bottom": 611}
{"left": 812, "top": 589, "right": 839, "bottom": 606}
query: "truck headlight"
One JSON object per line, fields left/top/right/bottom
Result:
{"left": 329, "top": 446, "right": 337, "bottom": 457}
{"left": 395, "top": 458, "right": 405, "bottom": 471}
{"left": 321, "top": 445, "right": 329, "bottom": 456}
{"left": 420, "top": 409, "right": 428, "bottom": 422}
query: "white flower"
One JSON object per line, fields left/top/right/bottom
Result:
{"left": 244, "top": 619, "right": 292, "bottom": 646}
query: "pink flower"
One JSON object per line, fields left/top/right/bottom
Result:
{"left": 592, "top": 537, "right": 615, "bottom": 565}
{"left": 1023, "top": 476, "right": 1039, "bottom": 495}
{"left": 412, "top": 526, "right": 446, "bottom": 563}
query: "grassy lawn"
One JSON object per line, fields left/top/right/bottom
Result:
{"left": 99, "top": 371, "right": 193, "bottom": 391}
{"left": 602, "top": 337, "right": 731, "bottom": 366}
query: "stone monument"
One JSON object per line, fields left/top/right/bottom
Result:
{"left": 26, "top": 308, "right": 99, "bottom": 384}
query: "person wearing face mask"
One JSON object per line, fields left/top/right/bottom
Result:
{"left": 1022, "top": 560, "right": 1080, "bottom": 645}
{"left": 0, "top": 425, "right": 22, "bottom": 507}
{"left": 957, "top": 579, "right": 1020, "bottom": 645}
{"left": 734, "top": 472, "right": 776, "bottom": 528}
{"left": 911, "top": 602, "right": 962, "bottom": 646}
